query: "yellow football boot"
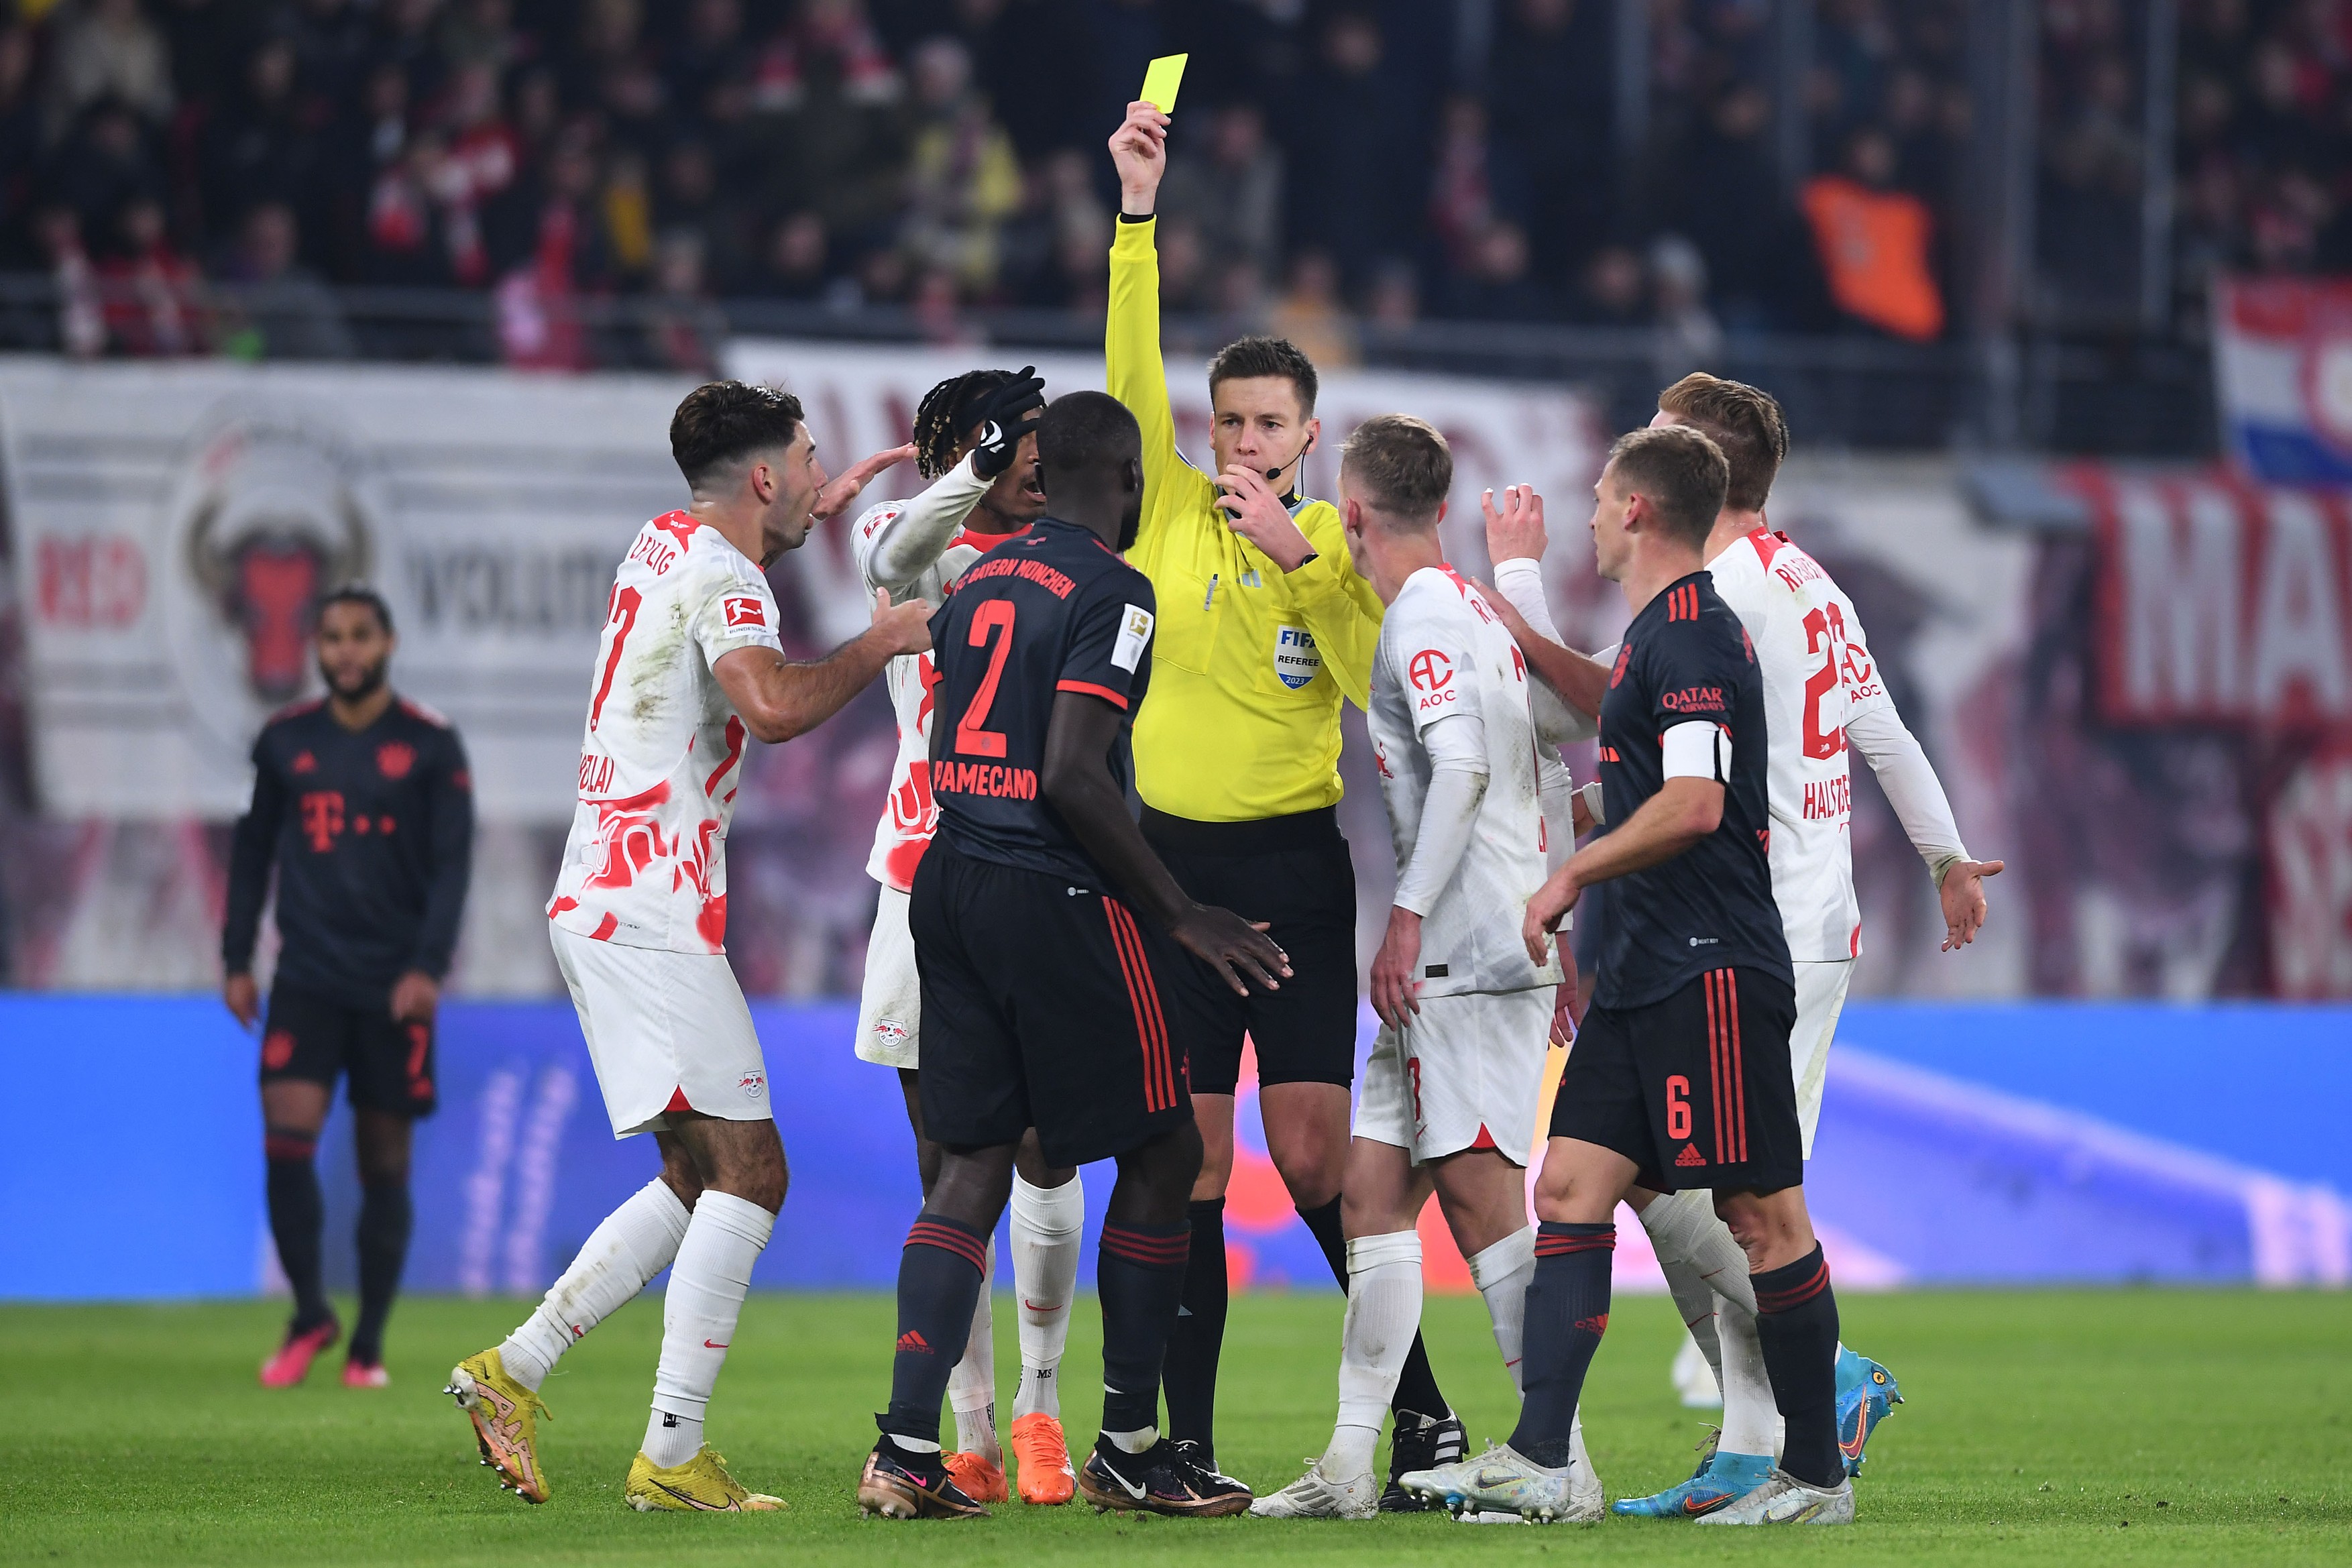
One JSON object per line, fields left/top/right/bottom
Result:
{"left": 445, "top": 1349, "right": 553, "bottom": 1504}
{"left": 626, "top": 1446, "right": 787, "bottom": 1512}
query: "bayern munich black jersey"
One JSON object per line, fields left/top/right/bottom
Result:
{"left": 224, "top": 695, "right": 475, "bottom": 1009}
{"left": 1593, "top": 571, "right": 1792, "bottom": 1008}
{"left": 928, "top": 517, "right": 1158, "bottom": 885}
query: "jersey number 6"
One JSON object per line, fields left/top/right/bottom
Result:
{"left": 954, "top": 599, "right": 1018, "bottom": 759}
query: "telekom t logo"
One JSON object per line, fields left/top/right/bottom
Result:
{"left": 300, "top": 791, "right": 345, "bottom": 852}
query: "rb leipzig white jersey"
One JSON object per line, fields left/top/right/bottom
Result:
{"left": 1368, "top": 566, "right": 1565, "bottom": 997}
{"left": 850, "top": 459, "right": 999, "bottom": 892}
{"left": 547, "top": 510, "right": 783, "bottom": 954}
{"left": 1705, "top": 527, "right": 1892, "bottom": 960}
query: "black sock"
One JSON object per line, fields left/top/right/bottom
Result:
{"left": 349, "top": 1179, "right": 412, "bottom": 1365}
{"left": 1298, "top": 1195, "right": 1449, "bottom": 1422}
{"left": 1097, "top": 1219, "right": 1191, "bottom": 1439}
{"left": 1508, "top": 1221, "right": 1614, "bottom": 1468}
{"left": 264, "top": 1131, "right": 330, "bottom": 1330}
{"left": 1752, "top": 1243, "right": 1842, "bottom": 1488}
{"left": 1160, "top": 1198, "right": 1227, "bottom": 1449}
{"left": 879, "top": 1211, "right": 990, "bottom": 1446}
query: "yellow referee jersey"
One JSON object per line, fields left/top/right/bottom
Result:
{"left": 1107, "top": 216, "right": 1384, "bottom": 822}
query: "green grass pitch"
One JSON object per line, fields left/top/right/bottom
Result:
{"left": 5, "top": 1288, "right": 2346, "bottom": 1565}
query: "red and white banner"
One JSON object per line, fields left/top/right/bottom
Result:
{"left": 2084, "top": 466, "right": 2352, "bottom": 730}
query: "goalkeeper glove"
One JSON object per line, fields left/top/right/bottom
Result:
{"left": 969, "top": 366, "right": 1046, "bottom": 479}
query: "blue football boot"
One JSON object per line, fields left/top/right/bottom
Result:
{"left": 1835, "top": 1348, "right": 1902, "bottom": 1476}
{"left": 1610, "top": 1430, "right": 1775, "bottom": 1518}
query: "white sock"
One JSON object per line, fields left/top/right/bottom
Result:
{"left": 1642, "top": 1190, "right": 1727, "bottom": 1390}
{"left": 1009, "top": 1170, "right": 1083, "bottom": 1420}
{"left": 644, "top": 1190, "right": 773, "bottom": 1468}
{"left": 1642, "top": 1188, "right": 1776, "bottom": 1458}
{"left": 1464, "top": 1228, "right": 1534, "bottom": 1394}
{"left": 1323, "top": 1230, "right": 1422, "bottom": 1482}
{"left": 1105, "top": 1424, "right": 1157, "bottom": 1454}
{"left": 947, "top": 1239, "right": 1000, "bottom": 1461}
{"left": 500, "top": 1178, "right": 689, "bottom": 1392}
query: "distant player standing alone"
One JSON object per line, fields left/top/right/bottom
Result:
{"left": 225, "top": 587, "right": 473, "bottom": 1390}
{"left": 850, "top": 364, "right": 1094, "bottom": 1504}
{"left": 1107, "top": 98, "right": 1465, "bottom": 1499}
{"left": 449, "top": 382, "right": 923, "bottom": 1512}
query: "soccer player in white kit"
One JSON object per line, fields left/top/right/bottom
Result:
{"left": 1250, "top": 416, "right": 1600, "bottom": 1522}
{"left": 1485, "top": 374, "right": 2002, "bottom": 1518}
{"left": 848, "top": 366, "right": 1090, "bottom": 1505}
{"left": 447, "top": 382, "right": 928, "bottom": 1512}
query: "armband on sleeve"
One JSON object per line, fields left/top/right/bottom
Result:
{"left": 1661, "top": 720, "right": 1730, "bottom": 783}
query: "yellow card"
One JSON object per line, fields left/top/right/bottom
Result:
{"left": 1139, "top": 54, "right": 1188, "bottom": 115}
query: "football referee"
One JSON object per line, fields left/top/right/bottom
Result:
{"left": 1106, "top": 99, "right": 1463, "bottom": 1498}
{"left": 223, "top": 587, "right": 473, "bottom": 1390}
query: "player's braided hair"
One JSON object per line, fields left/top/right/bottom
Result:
{"left": 912, "top": 368, "right": 1020, "bottom": 480}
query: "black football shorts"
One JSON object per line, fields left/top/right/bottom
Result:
{"left": 1549, "top": 966, "right": 1799, "bottom": 1194}
{"left": 1141, "top": 806, "right": 1360, "bottom": 1096}
{"left": 260, "top": 985, "right": 438, "bottom": 1117}
{"left": 910, "top": 837, "right": 1194, "bottom": 1168}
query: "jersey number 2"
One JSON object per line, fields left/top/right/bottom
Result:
{"left": 954, "top": 600, "right": 1017, "bottom": 758}
{"left": 1800, "top": 605, "right": 1850, "bottom": 761}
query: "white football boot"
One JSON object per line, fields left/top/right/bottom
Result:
{"left": 1247, "top": 1463, "right": 1379, "bottom": 1519}
{"left": 1398, "top": 1442, "right": 1597, "bottom": 1523}
{"left": 1691, "top": 1467, "right": 1855, "bottom": 1526}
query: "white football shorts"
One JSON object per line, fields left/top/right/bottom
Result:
{"left": 1355, "top": 988, "right": 1553, "bottom": 1166}
{"left": 551, "top": 923, "right": 772, "bottom": 1139}
{"left": 854, "top": 883, "right": 921, "bottom": 1069}
{"left": 1790, "top": 958, "right": 1854, "bottom": 1156}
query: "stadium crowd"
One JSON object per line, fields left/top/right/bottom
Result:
{"left": 0, "top": 0, "right": 2342, "bottom": 366}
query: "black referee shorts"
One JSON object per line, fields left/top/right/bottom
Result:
{"left": 1141, "top": 805, "right": 1360, "bottom": 1096}
{"left": 1549, "top": 966, "right": 1799, "bottom": 1194}
{"left": 909, "top": 837, "right": 1193, "bottom": 1169}
{"left": 260, "top": 985, "right": 437, "bottom": 1118}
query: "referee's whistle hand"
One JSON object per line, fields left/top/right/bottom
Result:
{"left": 1172, "top": 905, "right": 1290, "bottom": 996}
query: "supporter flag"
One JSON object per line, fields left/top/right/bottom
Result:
{"left": 2213, "top": 274, "right": 2352, "bottom": 485}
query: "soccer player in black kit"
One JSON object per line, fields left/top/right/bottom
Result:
{"left": 856, "top": 392, "right": 1288, "bottom": 1521}
{"left": 223, "top": 587, "right": 473, "bottom": 1389}
{"left": 1398, "top": 425, "right": 1853, "bottom": 1526}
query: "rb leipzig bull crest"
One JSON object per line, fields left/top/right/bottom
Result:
{"left": 160, "top": 401, "right": 389, "bottom": 764}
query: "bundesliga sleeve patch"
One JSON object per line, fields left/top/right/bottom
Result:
{"left": 724, "top": 595, "right": 768, "bottom": 629}
{"left": 1112, "top": 604, "right": 1155, "bottom": 673}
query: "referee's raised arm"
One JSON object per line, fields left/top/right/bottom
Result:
{"left": 1095, "top": 99, "right": 1466, "bottom": 1488}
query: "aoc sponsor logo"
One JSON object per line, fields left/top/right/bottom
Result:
{"left": 1661, "top": 685, "right": 1726, "bottom": 713}
{"left": 934, "top": 761, "right": 1040, "bottom": 799}
{"left": 1275, "top": 624, "right": 1322, "bottom": 689}
{"left": 1408, "top": 648, "right": 1456, "bottom": 712}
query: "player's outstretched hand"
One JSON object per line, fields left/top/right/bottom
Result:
{"left": 1172, "top": 906, "right": 1290, "bottom": 997}
{"left": 1215, "top": 465, "right": 1316, "bottom": 569}
{"left": 812, "top": 443, "right": 917, "bottom": 522}
{"left": 870, "top": 587, "right": 933, "bottom": 656}
{"left": 1482, "top": 484, "right": 1548, "bottom": 565}
{"left": 223, "top": 971, "right": 259, "bottom": 1029}
{"left": 390, "top": 970, "right": 440, "bottom": 1024}
{"left": 1110, "top": 100, "right": 1170, "bottom": 215}
{"left": 1369, "top": 906, "right": 1422, "bottom": 1029}
{"left": 1522, "top": 869, "right": 1581, "bottom": 966}
{"left": 970, "top": 367, "right": 1046, "bottom": 478}
{"left": 1938, "top": 858, "right": 2004, "bottom": 951}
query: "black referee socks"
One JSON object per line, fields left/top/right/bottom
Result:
{"left": 1753, "top": 1243, "right": 1844, "bottom": 1488}
{"left": 1509, "top": 1221, "right": 1615, "bottom": 1469}
{"left": 1161, "top": 1198, "right": 1227, "bottom": 1449}
{"left": 880, "top": 1211, "right": 991, "bottom": 1446}
{"left": 1097, "top": 1219, "right": 1192, "bottom": 1438}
